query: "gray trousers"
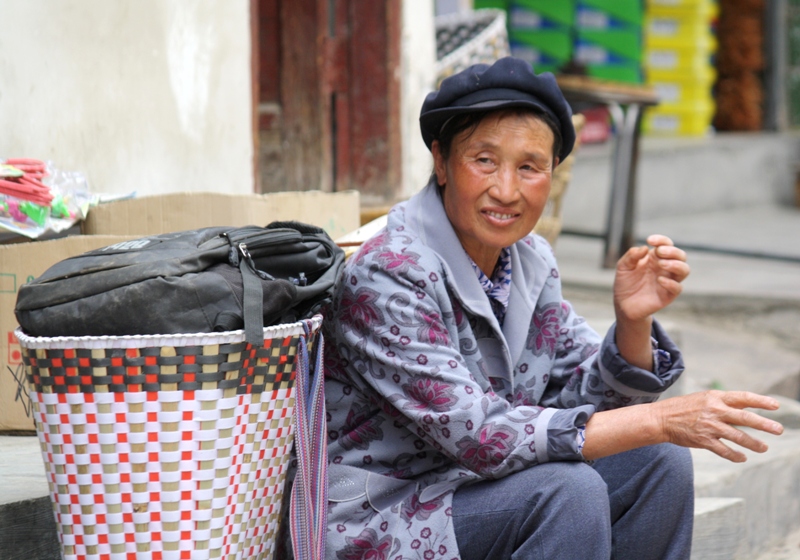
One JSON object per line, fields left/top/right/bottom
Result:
{"left": 452, "top": 444, "right": 694, "bottom": 560}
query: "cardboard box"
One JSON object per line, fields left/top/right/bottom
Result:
{"left": 81, "top": 190, "right": 361, "bottom": 240}
{"left": 2, "top": 190, "right": 361, "bottom": 431}
{"left": 1, "top": 235, "right": 137, "bottom": 432}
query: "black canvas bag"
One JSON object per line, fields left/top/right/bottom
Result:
{"left": 15, "top": 221, "right": 344, "bottom": 344}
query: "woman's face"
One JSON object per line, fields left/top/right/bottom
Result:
{"left": 432, "top": 111, "right": 557, "bottom": 273}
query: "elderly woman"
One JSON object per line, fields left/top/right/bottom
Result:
{"left": 322, "top": 57, "right": 782, "bottom": 560}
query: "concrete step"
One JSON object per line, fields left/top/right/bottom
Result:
{"left": 757, "top": 525, "right": 800, "bottom": 560}
{"left": 692, "top": 498, "right": 746, "bottom": 560}
{"left": 693, "top": 428, "right": 800, "bottom": 559}
{"left": 4, "top": 429, "right": 800, "bottom": 559}
{"left": 563, "top": 132, "right": 800, "bottom": 235}
{"left": 0, "top": 436, "right": 58, "bottom": 560}
{"left": 562, "top": 283, "right": 800, "bottom": 402}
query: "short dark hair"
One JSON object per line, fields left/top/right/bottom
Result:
{"left": 435, "top": 107, "right": 563, "bottom": 164}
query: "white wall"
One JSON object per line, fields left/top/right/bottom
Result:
{"left": 401, "top": 0, "right": 438, "bottom": 199}
{"left": 0, "top": 0, "right": 253, "bottom": 196}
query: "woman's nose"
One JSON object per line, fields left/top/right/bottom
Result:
{"left": 489, "top": 167, "right": 520, "bottom": 202}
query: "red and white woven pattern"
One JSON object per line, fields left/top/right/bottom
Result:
{"left": 17, "top": 319, "right": 321, "bottom": 560}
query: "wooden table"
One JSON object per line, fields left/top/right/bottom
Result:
{"left": 556, "top": 75, "right": 660, "bottom": 269}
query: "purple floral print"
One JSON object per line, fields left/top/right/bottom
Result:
{"left": 400, "top": 493, "right": 445, "bottom": 522}
{"left": 375, "top": 249, "right": 424, "bottom": 276}
{"left": 456, "top": 423, "right": 518, "bottom": 474}
{"left": 340, "top": 286, "right": 385, "bottom": 335}
{"left": 339, "top": 403, "right": 385, "bottom": 451}
{"left": 526, "top": 302, "right": 562, "bottom": 357}
{"left": 354, "top": 232, "right": 389, "bottom": 266}
{"left": 336, "top": 528, "right": 393, "bottom": 560}
{"left": 402, "top": 375, "right": 457, "bottom": 412}
{"left": 415, "top": 306, "right": 450, "bottom": 347}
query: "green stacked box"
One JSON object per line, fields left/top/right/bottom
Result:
{"left": 577, "top": 0, "right": 643, "bottom": 27}
{"left": 574, "top": 0, "right": 643, "bottom": 83}
{"left": 508, "top": 0, "right": 574, "bottom": 74}
{"left": 508, "top": 0, "right": 574, "bottom": 29}
{"left": 473, "top": 0, "right": 509, "bottom": 10}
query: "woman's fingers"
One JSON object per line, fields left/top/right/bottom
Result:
{"left": 646, "top": 237, "right": 690, "bottom": 282}
{"left": 654, "top": 244, "right": 687, "bottom": 262}
{"left": 658, "top": 267, "right": 690, "bottom": 288}
{"left": 656, "top": 276, "right": 684, "bottom": 296}
{"left": 659, "top": 391, "right": 784, "bottom": 462}
{"left": 722, "top": 391, "right": 780, "bottom": 411}
{"left": 618, "top": 244, "right": 649, "bottom": 271}
{"left": 646, "top": 234, "right": 674, "bottom": 247}
{"left": 710, "top": 391, "right": 783, "bottom": 435}
{"left": 721, "top": 406, "right": 784, "bottom": 436}
{"left": 706, "top": 438, "right": 747, "bottom": 463}
{"left": 716, "top": 423, "right": 770, "bottom": 453}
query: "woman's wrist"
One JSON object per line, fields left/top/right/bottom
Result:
{"left": 582, "top": 403, "right": 666, "bottom": 460}
{"left": 613, "top": 311, "right": 654, "bottom": 371}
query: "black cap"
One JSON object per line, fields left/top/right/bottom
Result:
{"left": 419, "top": 57, "right": 575, "bottom": 162}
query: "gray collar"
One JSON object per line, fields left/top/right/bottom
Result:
{"left": 402, "top": 180, "right": 550, "bottom": 368}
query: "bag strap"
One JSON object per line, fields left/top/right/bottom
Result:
{"left": 290, "top": 318, "right": 328, "bottom": 560}
{"left": 224, "top": 237, "right": 265, "bottom": 345}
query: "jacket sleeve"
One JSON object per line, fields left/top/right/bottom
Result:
{"left": 330, "top": 241, "right": 592, "bottom": 479}
{"left": 535, "top": 245, "right": 685, "bottom": 414}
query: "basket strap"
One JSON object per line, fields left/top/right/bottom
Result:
{"left": 290, "top": 319, "right": 328, "bottom": 560}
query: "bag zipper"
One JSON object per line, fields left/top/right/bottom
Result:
{"left": 221, "top": 227, "right": 300, "bottom": 249}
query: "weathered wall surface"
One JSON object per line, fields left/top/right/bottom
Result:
{"left": 401, "top": 0, "right": 437, "bottom": 199}
{"left": 0, "top": 0, "right": 253, "bottom": 196}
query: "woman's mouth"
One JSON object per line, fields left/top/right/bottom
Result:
{"left": 484, "top": 210, "right": 517, "bottom": 221}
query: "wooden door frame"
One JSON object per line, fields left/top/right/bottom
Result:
{"left": 251, "top": 0, "right": 402, "bottom": 202}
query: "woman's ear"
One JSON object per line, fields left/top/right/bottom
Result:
{"left": 431, "top": 140, "right": 447, "bottom": 187}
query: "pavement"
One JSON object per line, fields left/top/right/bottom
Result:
{"left": 556, "top": 203, "right": 800, "bottom": 395}
{"left": 760, "top": 527, "right": 800, "bottom": 560}
{"left": 555, "top": 202, "right": 800, "bottom": 559}
{"left": 557, "top": 203, "right": 800, "bottom": 298}
{"left": 3, "top": 203, "right": 800, "bottom": 558}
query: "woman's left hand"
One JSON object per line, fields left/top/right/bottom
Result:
{"left": 613, "top": 234, "right": 690, "bottom": 322}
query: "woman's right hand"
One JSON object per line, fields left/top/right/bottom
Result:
{"left": 652, "top": 390, "right": 784, "bottom": 462}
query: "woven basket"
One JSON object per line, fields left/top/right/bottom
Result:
{"left": 16, "top": 317, "right": 324, "bottom": 560}
{"left": 435, "top": 9, "right": 510, "bottom": 87}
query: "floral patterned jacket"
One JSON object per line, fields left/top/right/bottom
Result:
{"left": 322, "top": 180, "right": 684, "bottom": 560}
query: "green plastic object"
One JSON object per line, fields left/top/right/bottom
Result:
{"left": 575, "top": 28, "right": 642, "bottom": 64}
{"left": 509, "top": 28, "right": 573, "bottom": 61}
{"left": 509, "top": 44, "right": 570, "bottom": 72}
{"left": 509, "top": 0, "right": 575, "bottom": 28}
{"left": 585, "top": 63, "right": 643, "bottom": 84}
{"left": 577, "top": 0, "right": 643, "bottom": 27}
{"left": 19, "top": 201, "right": 48, "bottom": 227}
{"left": 50, "top": 196, "right": 71, "bottom": 219}
{"left": 473, "top": 0, "right": 508, "bottom": 10}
